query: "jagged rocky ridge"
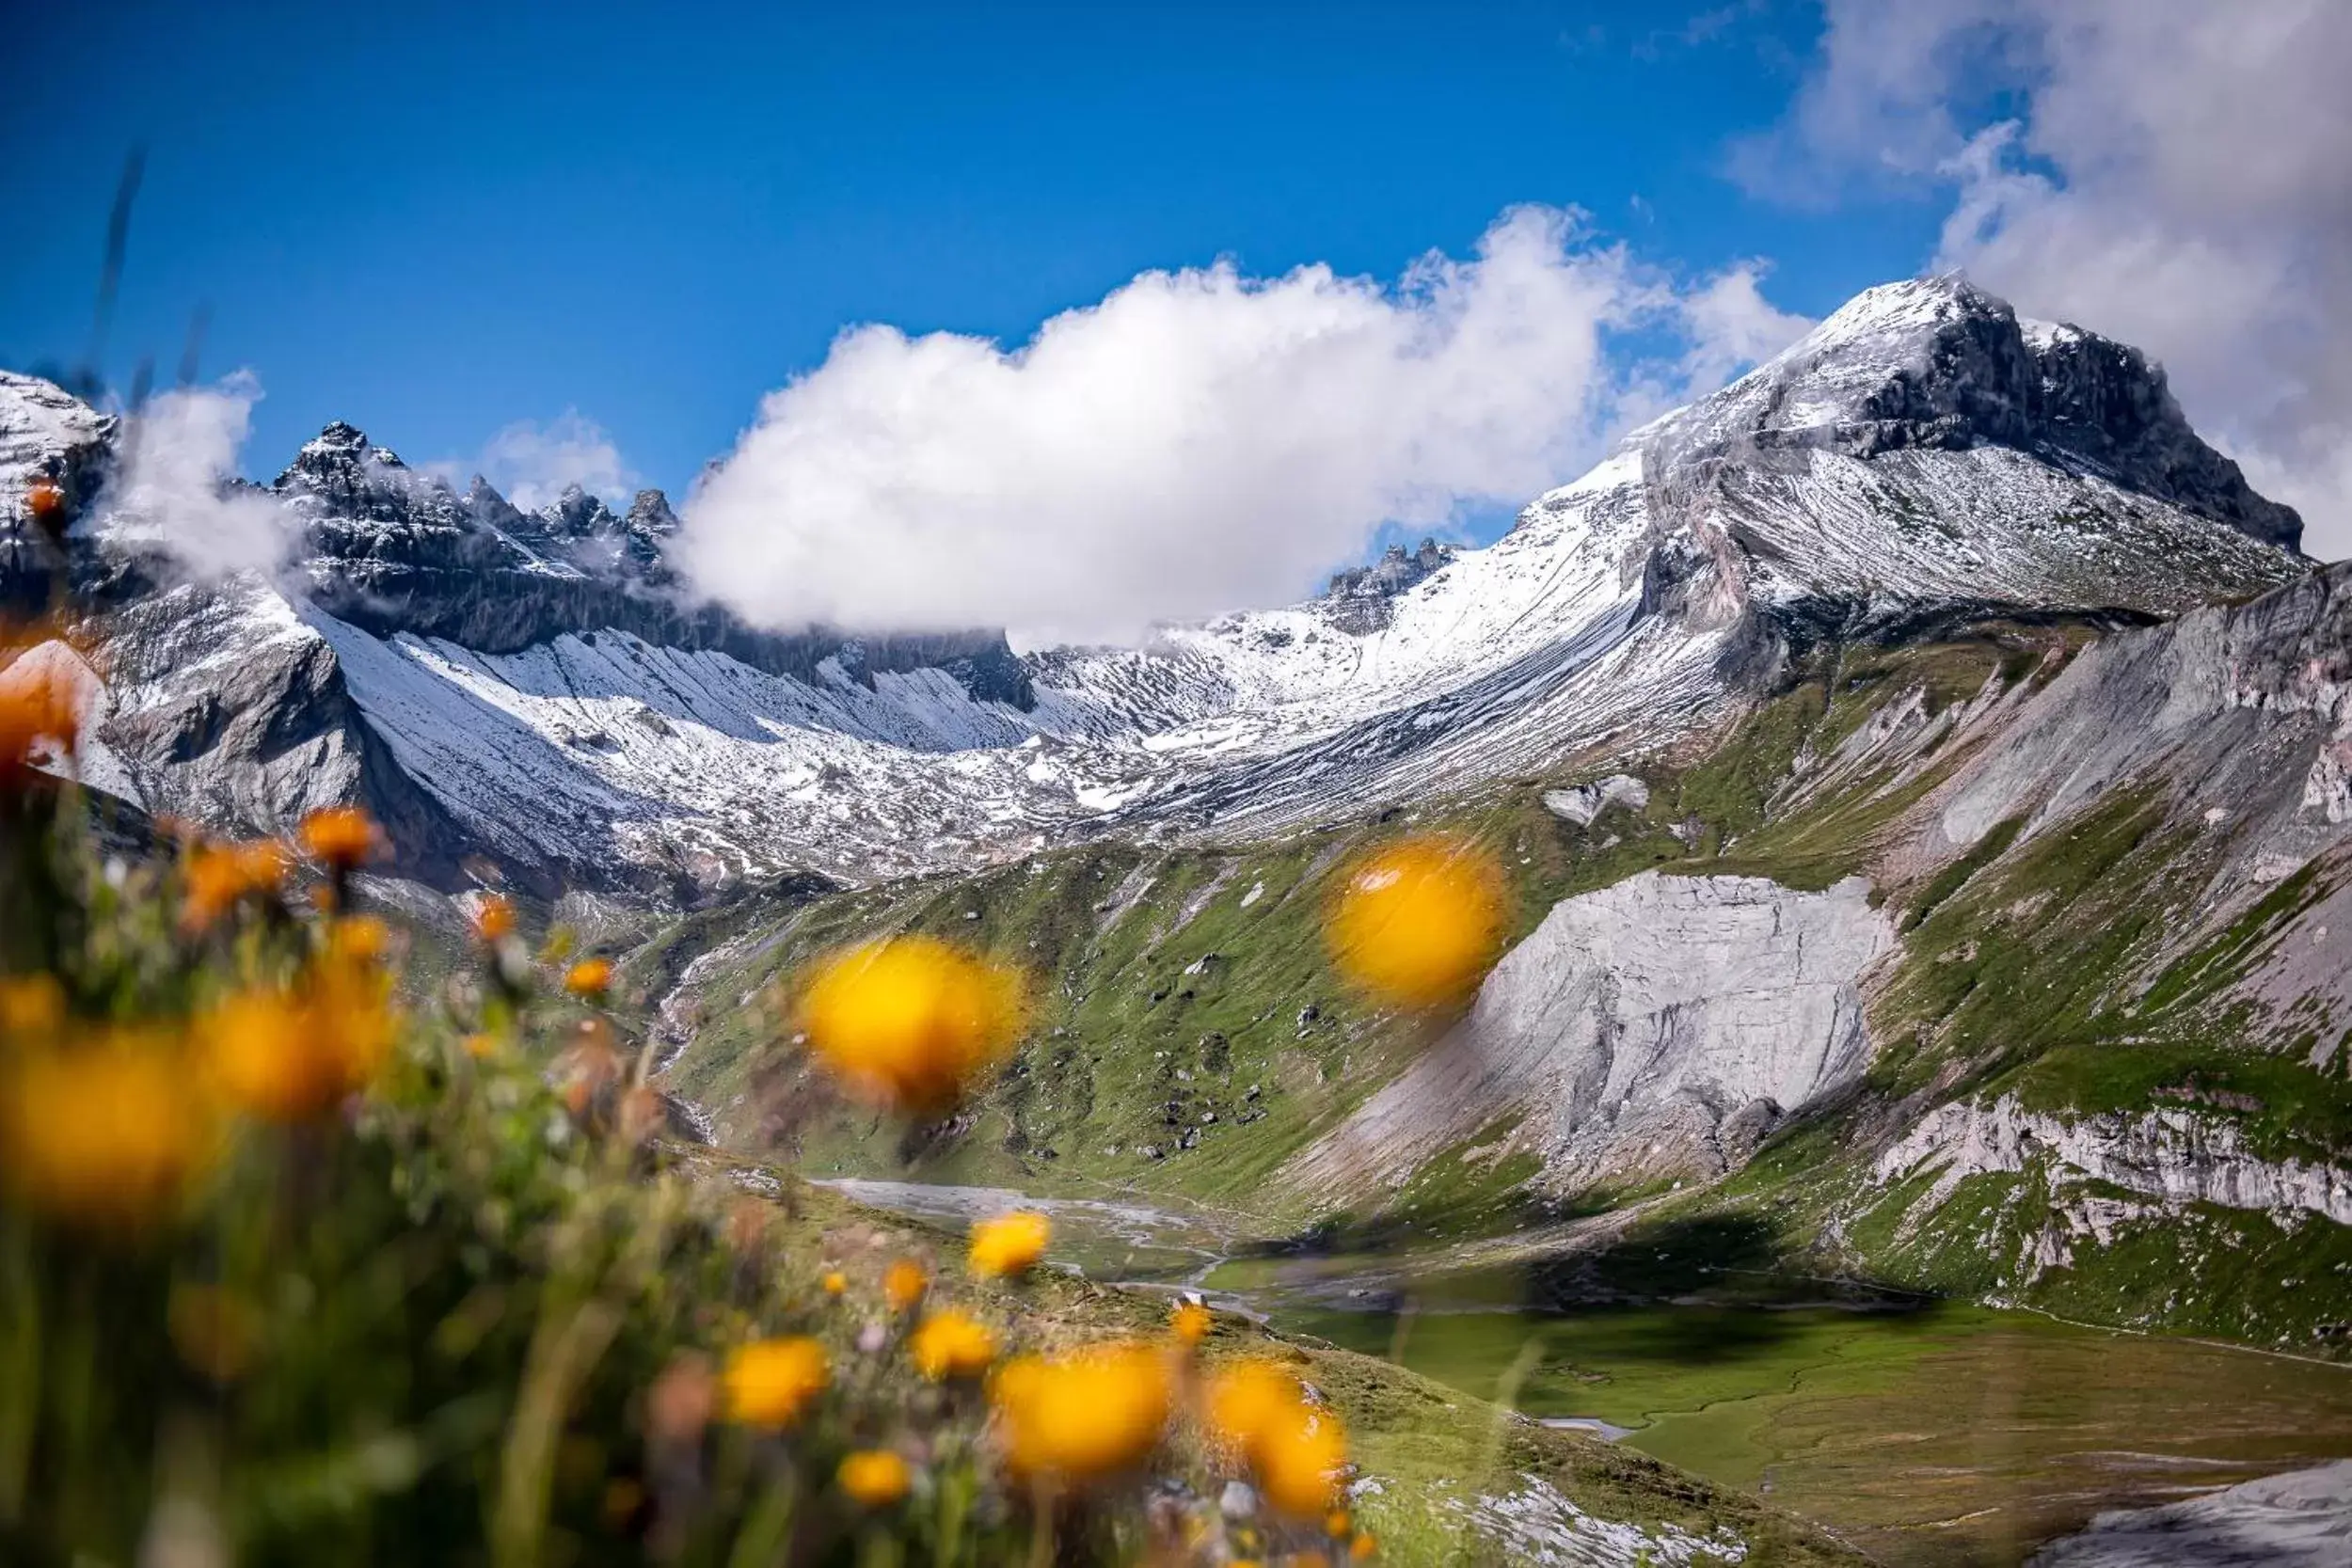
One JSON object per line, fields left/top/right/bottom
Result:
{"left": 0, "top": 275, "right": 2314, "bottom": 896}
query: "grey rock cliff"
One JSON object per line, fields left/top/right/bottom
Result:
{"left": 1287, "top": 871, "right": 1896, "bottom": 1195}
{"left": 1645, "top": 277, "right": 2300, "bottom": 551}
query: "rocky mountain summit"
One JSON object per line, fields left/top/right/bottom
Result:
{"left": 1319, "top": 538, "right": 1452, "bottom": 633}
{"left": 0, "top": 276, "right": 2316, "bottom": 897}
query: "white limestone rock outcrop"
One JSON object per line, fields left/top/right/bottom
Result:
{"left": 1286, "top": 872, "right": 1895, "bottom": 1195}
{"left": 1875, "top": 1094, "right": 2352, "bottom": 1226}
{"left": 1541, "top": 773, "right": 1650, "bottom": 827}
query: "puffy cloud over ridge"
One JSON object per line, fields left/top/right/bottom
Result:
{"left": 102, "top": 373, "right": 300, "bottom": 580}
{"left": 430, "top": 411, "right": 635, "bottom": 512}
{"left": 675, "top": 207, "right": 1806, "bottom": 645}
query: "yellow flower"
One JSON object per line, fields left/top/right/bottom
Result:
{"left": 883, "top": 1259, "right": 929, "bottom": 1313}
{"left": 821, "top": 1270, "right": 848, "bottom": 1296}
{"left": 795, "top": 935, "right": 1026, "bottom": 1114}
{"left": 298, "top": 805, "right": 383, "bottom": 870}
{"left": 1, "top": 1032, "right": 210, "bottom": 1225}
{"left": 836, "top": 1449, "right": 912, "bottom": 1507}
{"left": 0, "top": 657, "right": 79, "bottom": 789}
{"left": 180, "top": 839, "right": 291, "bottom": 931}
{"left": 202, "top": 989, "right": 339, "bottom": 1123}
{"left": 327, "top": 915, "right": 392, "bottom": 966}
{"left": 1170, "top": 1301, "right": 1213, "bottom": 1348}
{"left": 472, "top": 893, "right": 516, "bottom": 942}
{"left": 24, "top": 476, "right": 66, "bottom": 535}
{"left": 1206, "top": 1360, "right": 1350, "bottom": 1518}
{"left": 1205, "top": 1360, "right": 1299, "bottom": 1449}
{"left": 1325, "top": 835, "right": 1505, "bottom": 1008}
{"left": 1349, "top": 1532, "right": 1378, "bottom": 1560}
{"left": 910, "top": 1308, "right": 998, "bottom": 1381}
{"left": 462, "top": 1031, "right": 500, "bottom": 1059}
{"left": 721, "top": 1337, "right": 829, "bottom": 1429}
{"left": 989, "top": 1341, "right": 1171, "bottom": 1482}
{"left": 0, "top": 973, "right": 64, "bottom": 1039}
{"left": 564, "top": 958, "right": 614, "bottom": 998}
{"left": 968, "top": 1209, "right": 1050, "bottom": 1279}
{"left": 201, "top": 976, "right": 389, "bottom": 1124}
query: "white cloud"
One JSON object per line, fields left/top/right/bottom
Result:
{"left": 437, "top": 410, "right": 634, "bottom": 512}
{"left": 1674, "top": 262, "right": 1816, "bottom": 391}
{"left": 1745, "top": 0, "right": 2352, "bottom": 559}
{"left": 103, "top": 373, "right": 300, "bottom": 579}
{"left": 675, "top": 207, "right": 1807, "bottom": 645}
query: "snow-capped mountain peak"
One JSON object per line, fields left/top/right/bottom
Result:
{"left": 0, "top": 276, "right": 2315, "bottom": 896}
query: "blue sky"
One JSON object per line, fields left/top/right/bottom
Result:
{"left": 13, "top": 1, "right": 2345, "bottom": 627}
{"left": 3, "top": 0, "right": 1943, "bottom": 500}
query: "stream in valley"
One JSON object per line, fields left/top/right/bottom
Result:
{"left": 825, "top": 1178, "right": 2352, "bottom": 1566}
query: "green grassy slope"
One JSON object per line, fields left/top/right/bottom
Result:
{"left": 645, "top": 617, "right": 2352, "bottom": 1345}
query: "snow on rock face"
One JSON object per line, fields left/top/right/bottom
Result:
{"left": 1654, "top": 276, "right": 2301, "bottom": 552}
{"left": 1615, "top": 276, "right": 2305, "bottom": 632}
{"left": 306, "top": 616, "right": 1108, "bottom": 889}
{"left": 1285, "top": 873, "right": 1895, "bottom": 1196}
{"left": 1874, "top": 1094, "right": 2352, "bottom": 1226}
{"left": 1027, "top": 275, "right": 2306, "bottom": 841}
{"left": 0, "top": 273, "right": 2320, "bottom": 893}
{"left": 1, "top": 371, "right": 113, "bottom": 597}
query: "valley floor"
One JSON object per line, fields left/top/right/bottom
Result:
{"left": 831, "top": 1174, "right": 2352, "bottom": 1567}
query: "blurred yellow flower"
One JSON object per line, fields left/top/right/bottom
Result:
{"left": 1206, "top": 1359, "right": 1351, "bottom": 1517}
{"left": 1325, "top": 834, "right": 1505, "bottom": 1008}
{"left": 836, "top": 1449, "right": 912, "bottom": 1507}
{"left": 180, "top": 839, "right": 290, "bottom": 931}
{"left": 298, "top": 805, "right": 382, "bottom": 870}
{"left": 462, "top": 1031, "right": 499, "bottom": 1059}
{"left": 2, "top": 1033, "right": 209, "bottom": 1225}
{"left": 23, "top": 476, "right": 66, "bottom": 533}
{"left": 968, "top": 1209, "right": 1050, "bottom": 1279}
{"left": 1266, "top": 1418, "right": 1351, "bottom": 1516}
{"left": 1205, "top": 1359, "right": 1299, "bottom": 1449}
{"left": 202, "top": 975, "right": 389, "bottom": 1124}
{"left": 472, "top": 893, "right": 516, "bottom": 942}
{"left": 0, "top": 657, "right": 79, "bottom": 790}
{"left": 820, "top": 1270, "right": 847, "bottom": 1296}
{"left": 1170, "top": 1300, "right": 1213, "bottom": 1347}
{"left": 327, "top": 915, "right": 392, "bottom": 966}
{"left": 990, "top": 1341, "right": 1171, "bottom": 1482}
{"left": 0, "top": 973, "right": 64, "bottom": 1038}
{"left": 721, "top": 1337, "right": 829, "bottom": 1429}
{"left": 883, "top": 1258, "right": 929, "bottom": 1313}
{"left": 564, "top": 958, "right": 613, "bottom": 998}
{"left": 202, "top": 989, "right": 340, "bottom": 1123}
{"left": 796, "top": 935, "right": 1026, "bottom": 1114}
{"left": 1349, "top": 1532, "right": 1378, "bottom": 1560}
{"left": 910, "top": 1308, "right": 997, "bottom": 1381}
